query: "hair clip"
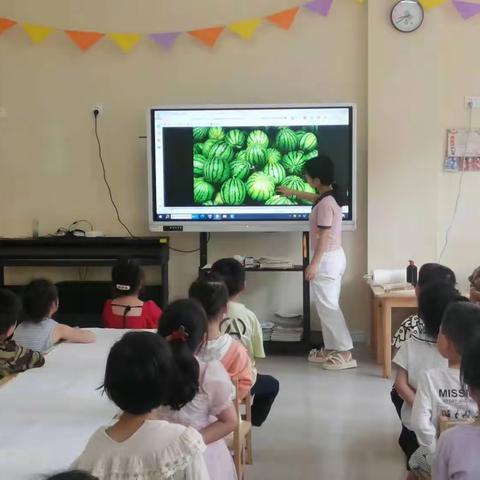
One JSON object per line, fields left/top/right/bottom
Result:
{"left": 167, "top": 325, "right": 189, "bottom": 343}
{"left": 115, "top": 284, "right": 131, "bottom": 291}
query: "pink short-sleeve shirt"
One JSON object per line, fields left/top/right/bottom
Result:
{"left": 309, "top": 192, "right": 342, "bottom": 251}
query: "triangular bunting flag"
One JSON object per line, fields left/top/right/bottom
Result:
{"left": 108, "top": 33, "right": 142, "bottom": 53}
{"left": 452, "top": 0, "right": 480, "bottom": 19}
{"left": 0, "top": 18, "right": 16, "bottom": 35}
{"left": 65, "top": 31, "right": 104, "bottom": 52}
{"left": 22, "top": 24, "right": 54, "bottom": 44}
{"left": 266, "top": 8, "right": 300, "bottom": 30}
{"left": 303, "top": 0, "right": 334, "bottom": 16}
{"left": 418, "top": 0, "right": 446, "bottom": 8}
{"left": 150, "top": 32, "right": 181, "bottom": 49}
{"left": 228, "top": 18, "right": 262, "bottom": 40}
{"left": 189, "top": 26, "right": 224, "bottom": 47}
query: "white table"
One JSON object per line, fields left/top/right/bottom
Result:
{"left": 0, "top": 329, "right": 128, "bottom": 480}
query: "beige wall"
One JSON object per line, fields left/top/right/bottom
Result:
{"left": 0, "top": 1, "right": 368, "bottom": 332}
{"left": 368, "top": 2, "right": 480, "bottom": 290}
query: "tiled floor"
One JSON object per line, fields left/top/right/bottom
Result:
{"left": 248, "top": 347, "right": 406, "bottom": 480}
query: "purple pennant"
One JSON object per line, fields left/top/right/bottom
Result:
{"left": 452, "top": 0, "right": 480, "bottom": 20}
{"left": 150, "top": 32, "right": 181, "bottom": 49}
{"left": 303, "top": 0, "right": 334, "bottom": 16}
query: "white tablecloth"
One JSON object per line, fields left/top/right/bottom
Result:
{"left": 0, "top": 329, "right": 129, "bottom": 480}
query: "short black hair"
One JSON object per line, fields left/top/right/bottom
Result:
{"left": 418, "top": 263, "right": 456, "bottom": 289}
{"left": 304, "top": 155, "right": 334, "bottom": 186}
{"left": 188, "top": 272, "right": 229, "bottom": 320}
{"left": 44, "top": 471, "right": 98, "bottom": 480}
{"left": 461, "top": 335, "right": 480, "bottom": 393}
{"left": 103, "top": 331, "right": 178, "bottom": 414}
{"left": 211, "top": 258, "right": 245, "bottom": 297}
{"left": 111, "top": 257, "right": 144, "bottom": 297}
{"left": 418, "top": 282, "right": 466, "bottom": 338}
{"left": 0, "top": 289, "right": 22, "bottom": 337}
{"left": 22, "top": 279, "right": 58, "bottom": 324}
{"left": 441, "top": 302, "right": 480, "bottom": 355}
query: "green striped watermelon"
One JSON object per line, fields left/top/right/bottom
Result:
{"left": 280, "top": 175, "right": 306, "bottom": 201}
{"left": 202, "top": 139, "right": 220, "bottom": 157}
{"left": 225, "top": 129, "right": 246, "bottom": 150}
{"left": 203, "top": 200, "right": 215, "bottom": 206}
{"left": 230, "top": 159, "right": 252, "bottom": 181}
{"left": 208, "top": 142, "right": 234, "bottom": 163}
{"left": 193, "top": 143, "right": 203, "bottom": 155}
{"left": 247, "top": 130, "right": 269, "bottom": 149}
{"left": 246, "top": 172, "right": 275, "bottom": 202}
{"left": 193, "top": 127, "right": 209, "bottom": 142}
{"left": 204, "top": 158, "right": 230, "bottom": 184}
{"left": 282, "top": 151, "right": 306, "bottom": 176}
{"left": 208, "top": 127, "right": 225, "bottom": 141}
{"left": 265, "top": 148, "right": 281, "bottom": 165}
{"left": 214, "top": 192, "right": 224, "bottom": 205}
{"left": 235, "top": 150, "right": 248, "bottom": 163}
{"left": 194, "top": 178, "right": 214, "bottom": 204}
{"left": 295, "top": 130, "right": 308, "bottom": 141}
{"left": 298, "top": 132, "right": 317, "bottom": 152}
{"left": 193, "top": 154, "right": 206, "bottom": 177}
{"left": 303, "top": 149, "right": 318, "bottom": 161}
{"left": 221, "top": 178, "right": 246, "bottom": 205}
{"left": 265, "top": 195, "right": 295, "bottom": 206}
{"left": 301, "top": 182, "right": 317, "bottom": 205}
{"left": 245, "top": 146, "right": 266, "bottom": 168}
{"left": 263, "top": 162, "right": 286, "bottom": 185}
{"left": 276, "top": 128, "right": 298, "bottom": 153}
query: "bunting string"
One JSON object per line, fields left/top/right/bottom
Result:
{"left": 0, "top": 0, "right": 362, "bottom": 52}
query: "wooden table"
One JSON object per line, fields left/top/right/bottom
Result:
{"left": 369, "top": 285, "right": 417, "bottom": 379}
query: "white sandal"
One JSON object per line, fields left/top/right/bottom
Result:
{"left": 308, "top": 348, "right": 331, "bottom": 364}
{"left": 322, "top": 351, "right": 358, "bottom": 370}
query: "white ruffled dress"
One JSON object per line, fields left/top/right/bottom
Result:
{"left": 71, "top": 420, "right": 209, "bottom": 480}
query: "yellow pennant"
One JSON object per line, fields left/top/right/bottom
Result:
{"left": 22, "top": 24, "right": 54, "bottom": 44}
{"left": 108, "top": 33, "right": 142, "bottom": 53}
{"left": 419, "top": 0, "right": 446, "bottom": 8}
{"left": 228, "top": 18, "right": 262, "bottom": 40}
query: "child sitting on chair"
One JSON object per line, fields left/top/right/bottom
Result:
{"left": 14, "top": 279, "right": 95, "bottom": 352}
{"left": 0, "top": 289, "right": 45, "bottom": 379}
{"left": 433, "top": 333, "right": 480, "bottom": 480}
{"left": 392, "top": 282, "right": 462, "bottom": 465}
{"left": 157, "top": 299, "right": 237, "bottom": 480}
{"left": 211, "top": 257, "right": 279, "bottom": 427}
{"left": 408, "top": 302, "right": 480, "bottom": 477}
{"left": 189, "top": 273, "right": 253, "bottom": 401}
{"left": 102, "top": 257, "right": 162, "bottom": 329}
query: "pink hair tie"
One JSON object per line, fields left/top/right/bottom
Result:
{"left": 167, "top": 326, "right": 188, "bottom": 343}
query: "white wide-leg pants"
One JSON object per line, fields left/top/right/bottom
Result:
{"left": 311, "top": 247, "right": 353, "bottom": 352}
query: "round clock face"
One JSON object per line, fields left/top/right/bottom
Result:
{"left": 391, "top": 0, "right": 424, "bottom": 33}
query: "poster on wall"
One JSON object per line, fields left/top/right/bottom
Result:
{"left": 445, "top": 129, "right": 480, "bottom": 172}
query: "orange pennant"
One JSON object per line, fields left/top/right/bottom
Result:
{"left": 65, "top": 30, "right": 104, "bottom": 52}
{"left": 266, "top": 8, "right": 300, "bottom": 30}
{"left": 0, "top": 18, "right": 17, "bottom": 35}
{"left": 189, "top": 26, "right": 224, "bottom": 47}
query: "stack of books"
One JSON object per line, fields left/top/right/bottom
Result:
{"left": 257, "top": 257, "right": 294, "bottom": 269}
{"left": 269, "top": 312, "right": 303, "bottom": 342}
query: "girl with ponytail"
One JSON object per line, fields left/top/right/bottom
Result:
{"left": 157, "top": 299, "right": 238, "bottom": 480}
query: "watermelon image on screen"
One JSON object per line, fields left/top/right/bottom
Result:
{"left": 245, "top": 146, "right": 266, "bottom": 168}
{"left": 265, "top": 195, "right": 295, "bottom": 206}
{"left": 263, "top": 162, "right": 286, "bottom": 186}
{"left": 208, "top": 142, "right": 234, "bottom": 163}
{"left": 247, "top": 130, "right": 269, "bottom": 149}
{"left": 193, "top": 127, "right": 209, "bottom": 142}
{"left": 280, "top": 175, "right": 306, "bottom": 201}
{"left": 230, "top": 159, "right": 252, "bottom": 181}
{"left": 265, "top": 148, "right": 282, "bottom": 165}
{"left": 235, "top": 150, "right": 248, "bottom": 163}
{"left": 214, "top": 192, "right": 224, "bottom": 205}
{"left": 193, "top": 154, "right": 206, "bottom": 177}
{"left": 301, "top": 182, "right": 317, "bottom": 205}
{"left": 282, "top": 151, "right": 306, "bottom": 176}
{"left": 193, "top": 143, "right": 203, "bottom": 155}
{"left": 298, "top": 132, "right": 318, "bottom": 152}
{"left": 246, "top": 172, "right": 275, "bottom": 202}
{"left": 225, "top": 129, "right": 246, "bottom": 150}
{"left": 194, "top": 178, "right": 214, "bottom": 204}
{"left": 208, "top": 127, "right": 225, "bottom": 141}
{"left": 221, "top": 178, "right": 247, "bottom": 205}
{"left": 202, "top": 139, "right": 220, "bottom": 157}
{"left": 204, "top": 157, "right": 231, "bottom": 184}
{"left": 304, "top": 149, "right": 318, "bottom": 161}
{"left": 276, "top": 128, "right": 298, "bottom": 153}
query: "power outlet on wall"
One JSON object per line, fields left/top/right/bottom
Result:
{"left": 92, "top": 105, "right": 103, "bottom": 116}
{"left": 465, "top": 97, "right": 480, "bottom": 109}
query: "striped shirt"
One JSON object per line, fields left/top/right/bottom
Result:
{"left": 13, "top": 318, "right": 58, "bottom": 353}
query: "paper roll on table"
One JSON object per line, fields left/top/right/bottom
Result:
{"left": 372, "top": 269, "right": 406, "bottom": 285}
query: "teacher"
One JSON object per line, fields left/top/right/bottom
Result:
{"left": 277, "top": 155, "right": 357, "bottom": 370}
